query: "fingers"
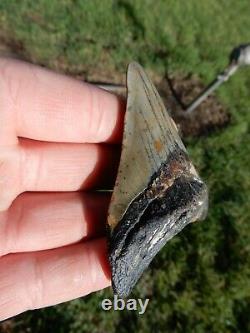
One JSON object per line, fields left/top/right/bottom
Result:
{"left": 0, "top": 192, "right": 110, "bottom": 256}
{"left": 0, "top": 239, "right": 111, "bottom": 321}
{"left": 0, "top": 138, "right": 119, "bottom": 210}
{"left": 0, "top": 58, "right": 125, "bottom": 145}
{"left": 19, "top": 138, "right": 120, "bottom": 191}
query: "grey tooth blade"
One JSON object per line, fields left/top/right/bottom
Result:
{"left": 108, "top": 62, "right": 188, "bottom": 230}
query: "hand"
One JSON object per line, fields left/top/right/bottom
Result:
{"left": 0, "top": 58, "right": 125, "bottom": 320}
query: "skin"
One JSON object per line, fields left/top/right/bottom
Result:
{"left": 0, "top": 58, "right": 125, "bottom": 320}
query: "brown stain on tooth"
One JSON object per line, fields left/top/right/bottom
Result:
{"left": 154, "top": 139, "right": 163, "bottom": 153}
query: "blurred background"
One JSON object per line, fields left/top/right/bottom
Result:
{"left": 0, "top": 1, "right": 250, "bottom": 332}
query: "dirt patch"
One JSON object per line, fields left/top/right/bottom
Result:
{"left": 163, "top": 73, "right": 231, "bottom": 137}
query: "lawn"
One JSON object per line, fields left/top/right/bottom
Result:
{"left": 0, "top": 1, "right": 250, "bottom": 332}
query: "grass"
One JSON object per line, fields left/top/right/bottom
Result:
{"left": 0, "top": 0, "right": 250, "bottom": 332}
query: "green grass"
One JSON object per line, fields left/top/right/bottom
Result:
{"left": 0, "top": 1, "right": 250, "bottom": 332}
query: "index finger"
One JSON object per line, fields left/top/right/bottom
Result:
{"left": 0, "top": 58, "right": 125, "bottom": 145}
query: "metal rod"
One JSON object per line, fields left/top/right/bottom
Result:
{"left": 184, "top": 43, "right": 250, "bottom": 114}
{"left": 184, "top": 63, "right": 239, "bottom": 114}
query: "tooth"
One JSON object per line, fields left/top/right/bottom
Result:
{"left": 107, "top": 62, "right": 208, "bottom": 297}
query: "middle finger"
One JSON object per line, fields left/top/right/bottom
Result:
{"left": 0, "top": 138, "right": 120, "bottom": 210}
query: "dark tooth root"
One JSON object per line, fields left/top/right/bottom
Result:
{"left": 109, "top": 156, "right": 207, "bottom": 297}
{"left": 110, "top": 176, "right": 206, "bottom": 297}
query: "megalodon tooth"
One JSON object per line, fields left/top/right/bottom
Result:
{"left": 107, "top": 62, "right": 208, "bottom": 297}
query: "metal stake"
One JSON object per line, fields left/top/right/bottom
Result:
{"left": 184, "top": 43, "right": 250, "bottom": 114}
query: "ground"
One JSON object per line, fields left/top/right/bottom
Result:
{"left": 0, "top": 1, "right": 250, "bottom": 332}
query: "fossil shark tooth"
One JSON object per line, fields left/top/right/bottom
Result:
{"left": 107, "top": 62, "right": 208, "bottom": 297}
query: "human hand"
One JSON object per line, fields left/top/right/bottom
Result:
{"left": 0, "top": 58, "right": 125, "bottom": 320}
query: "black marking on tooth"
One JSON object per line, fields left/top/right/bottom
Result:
{"left": 109, "top": 147, "right": 207, "bottom": 297}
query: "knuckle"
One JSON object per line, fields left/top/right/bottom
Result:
{"left": 0, "top": 59, "right": 19, "bottom": 144}
{"left": 87, "top": 89, "right": 105, "bottom": 140}
{"left": 0, "top": 211, "right": 9, "bottom": 256}
{"left": 0, "top": 58, "right": 22, "bottom": 108}
{"left": 20, "top": 142, "right": 43, "bottom": 191}
{"left": 86, "top": 243, "right": 98, "bottom": 287}
{"left": 93, "top": 97, "right": 106, "bottom": 140}
{"left": 27, "top": 254, "right": 44, "bottom": 309}
{"left": 0, "top": 146, "right": 22, "bottom": 210}
{"left": 4, "top": 196, "right": 25, "bottom": 254}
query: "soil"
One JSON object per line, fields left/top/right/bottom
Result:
{"left": 162, "top": 73, "right": 231, "bottom": 137}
